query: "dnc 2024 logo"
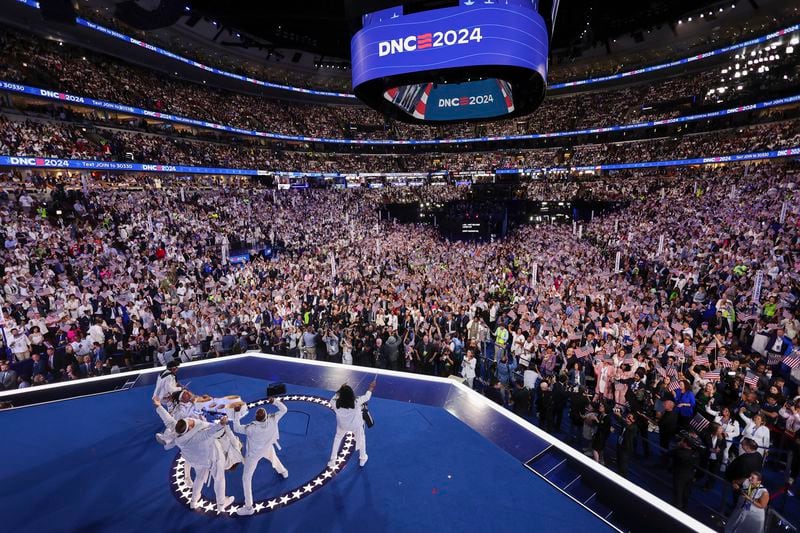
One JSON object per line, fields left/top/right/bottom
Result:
{"left": 378, "top": 28, "right": 483, "bottom": 57}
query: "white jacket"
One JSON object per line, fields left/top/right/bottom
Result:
{"left": 739, "top": 412, "right": 771, "bottom": 456}
{"left": 461, "top": 357, "right": 477, "bottom": 380}
{"left": 154, "top": 371, "right": 180, "bottom": 401}
{"left": 233, "top": 399, "right": 287, "bottom": 457}
{"left": 175, "top": 419, "right": 226, "bottom": 469}
{"left": 330, "top": 391, "right": 371, "bottom": 433}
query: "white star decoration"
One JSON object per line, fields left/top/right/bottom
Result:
{"left": 171, "top": 395, "right": 355, "bottom": 516}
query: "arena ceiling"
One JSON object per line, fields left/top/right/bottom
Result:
{"left": 188, "top": 0, "right": 731, "bottom": 58}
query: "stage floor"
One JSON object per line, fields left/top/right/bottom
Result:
{"left": 1, "top": 371, "right": 613, "bottom": 532}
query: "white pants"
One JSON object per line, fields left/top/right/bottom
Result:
{"left": 191, "top": 456, "right": 227, "bottom": 508}
{"left": 242, "top": 445, "right": 287, "bottom": 508}
{"left": 218, "top": 427, "right": 244, "bottom": 469}
{"left": 329, "top": 426, "right": 366, "bottom": 463}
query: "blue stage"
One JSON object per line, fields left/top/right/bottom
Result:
{"left": 0, "top": 355, "right": 712, "bottom": 532}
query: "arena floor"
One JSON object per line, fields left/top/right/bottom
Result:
{"left": 1, "top": 371, "right": 616, "bottom": 533}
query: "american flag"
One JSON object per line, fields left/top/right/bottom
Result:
{"left": 705, "top": 370, "right": 722, "bottom": 382}
{"left": 689, "top": 413, "right": 711, "bottom": 433}
{"left": 668, "top": 379, "right": 682, "bottom": 393}
{"left": 743, "top": 371, "right": 760, "bottom": 389}
{"left": 694, "top": 354, "right": 709, "bottom": 366}
{"left": 783, "top": 353, "right": 800, "bottom": 369}
{"left": 717, "top": 357, "right": 733, "bottom": 368}
{"left": 575, "top": 346, "right": 593, "bottom": 358}
{"left": 666, "top": 365, "right": 678, "bottom": 378}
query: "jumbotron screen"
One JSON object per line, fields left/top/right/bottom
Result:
{"left": 351, "top": 0, "right": 549, "bottom": 123}
{"left": 384, "top": 79, "right": 514, "bottom": 121}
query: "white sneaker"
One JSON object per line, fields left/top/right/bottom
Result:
{"left": 155, "top": 433, "right": 167, "bottom": 446}
{"left": 189, "top": 500, "right": 199, "bottom": 510}
{"left": 280, "top": 470, "right": 289, "bottom": 479}
{"left": 359, "top": 455, "right": 368, "bottom": 467}
{"left": 236, "top": 506, "right": 255, "bottom": 516}
{"left": 217, "top": 495, "right": 234, "bottom": 512}
{"left": 327, "top": 460, "right": 336, "bottom": 470}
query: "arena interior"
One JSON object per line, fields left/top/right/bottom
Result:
{"left": 0, "top": 0, "right": 799, "bottom": 532}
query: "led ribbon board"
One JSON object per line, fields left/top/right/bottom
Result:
{"left": 351, "top": 0, "right": 549, "bottom": 124}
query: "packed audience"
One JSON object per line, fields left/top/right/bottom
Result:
{"left": 1, "top": 26, "right": 797, "bottom": 143}
{"left": 0, "top": 156, "right": 798, "bottom": 525}
{"left": 3, "top": 113, "right": 799, "bottom": 174}
{"left": 1, "top": 15, "right": 800, "bottom": 529}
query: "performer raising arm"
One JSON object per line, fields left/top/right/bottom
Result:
{"left": 328, "top": 380, "right": 376, "bottom": 469}
{"left": 154, "top": 360, "right": 181, "bottom": 407}
{"left": 233, "top": 398, "right": 289, "bottom": 516}
{"left": 155, "top": 397, "right": 233, "bottom": 513}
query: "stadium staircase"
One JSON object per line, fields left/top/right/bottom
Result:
{"left": 524, "top": 446, "right": 623, "bottom": 531}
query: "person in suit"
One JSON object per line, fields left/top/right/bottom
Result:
{"left": 45, "top": 346, "right": 65, "bottom": 381}
{"left": 764, "top": 326, "right": 793, "bottom": 360}
{"left": 616, "top": 412, "right": 639, "bottom": 477}
{"left": 328, "top": 381, "right": 375, "bottom": 469}
{"left": 537, "top": 381, "right": 555, "bottom": 431}
{"left": 552, "top": 375, "right": 569, "bottom": 432}
{"left": 659, "top": 400, "right": 680, "bottom": 463}
{"left": 669, "top": 433, "right": 700, "bottom": 511}
{"left": 30, "top": 353, "right": 48, "bottom": 380}
{"left": 78, "top": 354, "right": 94, "bottom": 378}
{"left": 591, "top": 402, "right": 612, "bottom": 465}
{"left": 726, "top": 438, "right": 764, "bottom": 505}
{"left": 0, "top": 360, "right": 18, "bottom": 390}
{"left": 510, "top": 379, "right": 531, "bottom": 418}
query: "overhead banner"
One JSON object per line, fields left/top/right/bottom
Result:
{"left": 1, "top": 146, "right": 798, "bottom": 176}
{"left": 0, "top": 156, "right": 260, "bottom": 175}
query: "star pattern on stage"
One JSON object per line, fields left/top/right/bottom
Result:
{"left": 170, "top": 395, "right": 356, "bottom": 517}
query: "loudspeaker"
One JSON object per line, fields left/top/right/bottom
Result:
{"left": 39, "top": 0, "right": 77, "bottom": 25}
{"left": 267, "top": 383, "right": 286, "bottom": 396}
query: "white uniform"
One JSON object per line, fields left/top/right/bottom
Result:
{"left": 155, "top": 405, "right": 193, "bottom": 486}
{"left": 154, "top": 370, "right": 180, "bottom": 404}
{"left": 329, "top": 390, "right": 371, "bottom": 467}
{"left": 233, "top": 400, "right": 289, "bottom": 510}
{"left": 174, "top": 417, "right": 229, "bottom": 510}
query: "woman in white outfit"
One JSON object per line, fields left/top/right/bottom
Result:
{"left": 725, "top": 472, "right": 769, "bottom": 533}
{"left": 705, "top": 404, "right": 741, "bottom": 468}
{"left": 233, "top": 398, "right": 289, "bottom": 516}
{"left": 461, "top": 350, "right": 477, "bottom": 389}
{"left": 328, "top": 381, "right": 376, "bottom": 469}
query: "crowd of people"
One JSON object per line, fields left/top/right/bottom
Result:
{"left": 1, "top": 15, "right": 800, "bottom": 530}
{"left": 2, "top": 25, "right": 798, "bottom": 143}
{"left": 2, "top": 112, "right": 799, "bottom": 175}
{"left": 0, "top": 150, "right": 797, "bottom": 527}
